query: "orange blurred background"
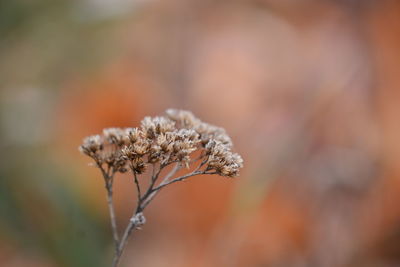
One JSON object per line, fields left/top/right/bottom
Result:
{"left": 1, "top": 0, "right": 400, "bottom": 266}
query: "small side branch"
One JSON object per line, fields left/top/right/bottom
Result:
{"left": 141, "top": 169, "right": 216, "bottom": 211}
{"left": 106, "top": 185, "right": 120, "bottom": 251}
{"left": 133, "top": 171, "right": 141, "bottom": 202}
{"left": 163, "top": 162, "right": 182, "bottom": 182}
{"left": 112, "top": 213, "right": 145, "bottom": 267}
{"left": 98, "top": 164, "right": 120, "bottom": 252}
{"left": 154, "top": 170, "right": 205, "bottom": 191}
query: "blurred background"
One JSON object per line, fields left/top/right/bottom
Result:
{"left": 1, "top": 0, "right": 400, "bottom": 266}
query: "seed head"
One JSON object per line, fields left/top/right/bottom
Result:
{"left": 166, "top": 109, "right": 201, "bottom": 128}
{"left": 103, "top": 128, "right": 126, "bottom": 146}
{"left": 205, "top": 140, "right": 243, "bottom": 177}
{"left": 124, "top": 128, "right": 142, "bottom": 144}
{"left": 196, "top": 123, "right": 232, "bottom": 147}
{"left": 79, "top": 135, "right": 103, "bottom": 157}
{"left": 80, "top": 109, "right": 243, "bottom": 178}
{"left": 141, "top": 116, "right": 175, "bottom": 139}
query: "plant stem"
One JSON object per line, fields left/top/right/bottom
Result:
{"left": 133, "top": 170, "right": 141, "bottom": 202}
{"left": 112, "top": 218, "right": 137, "bottom": 267}
{"left": 154, "top": 170, "right": 204, "bottom": 191}
{"left": 106, "top": 187, "right": 120, "bottom": 252}
{"left": 98, "top": 164, "right": 120, "bottom": 255}
{"left": 110, "top": 162, "right": 214, "bottom": 267}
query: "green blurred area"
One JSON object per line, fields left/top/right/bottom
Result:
{"left": 0, "top": 1, "right": 122, "bottom": 266}
{"left": 0, "top": 0, "right": 121, "bottom": 89}
{"left": 0, "top": 148, "right": 110, "bottom": 266}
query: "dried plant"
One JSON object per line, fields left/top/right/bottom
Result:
{"left": 79, "top": 109, "right": 243, "bottom": 267}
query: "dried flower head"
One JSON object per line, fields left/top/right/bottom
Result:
{"left": 79, "top": 109, "right": 243, "bottom": 267}
{"left": 205, "top": 140, "right": 243, "bottom": 177}
{"left": 166, "top": 108, "right": 201, "bottom": 128}
{"left": 80, "top": 109, "right": 243, "bottom": 177}
{"left": 196, "top": 122, "right": 233, "bottom": 147}
{"left": 103, "top": 128, "right": 126, "bottom": 146}
{"left": 166, "top": 109, "right": 232, "bottom": 147}
{"left": 141, "top": 116, "right": 175, "bottom": 139}
{"left": 79, "top": 135, "right": 103, "bottom": 157}
{"left": 124, "top": 128, "right": 142, "bottom": 144}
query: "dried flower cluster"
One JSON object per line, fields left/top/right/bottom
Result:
{"left": 80, "top": 109, "right": 243, "bottom": 178}
{"left": 79, "top": 109, "right": 243, "bottom": 267}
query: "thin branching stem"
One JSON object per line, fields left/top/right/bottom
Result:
{"left": 151, "top": 163, "right": 156, "bottom": 181}
{"left": 113, "top": 162, "right": 213, "bottom": 267}
{"left": 150, "top": 163, "right": 162, "bottom": 187}
{"left": 112, "top": 218, "right": 136, "bottom": 267}
{"left": 138, "top": 163, "right": 181, "bottom": 211}
{"left": 140, "top": 161, "right": 175, "bottom": 203}
{"left": 98, "top": 159, "right": 214, "bottom": 267}
{"left": 193, "top": 157, "right": 208, "bottom": 173}
{"left": 163, "top": 162, "right": 182, "bottom": 182}
{"left": 154, "top": 171, "right": 205, "bottom": 191}
{"left": 97, "top": 164, "right": 120, "bottom": 252}
{"left": 142, "top": 169, "right": 217, "bottom": 211}
{"left": 106, "top": 184, "right": 120, "bottom": 252}
{"left": 133, "top": 170, "right": 141, "bottom": 202}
